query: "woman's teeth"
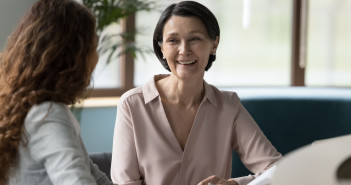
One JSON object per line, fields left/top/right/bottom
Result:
{"left": 178, "top": 60, "right": 196, "bottom": 65}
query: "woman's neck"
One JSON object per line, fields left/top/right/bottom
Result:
{"left": 156, "top": 74, "right": 204, "bottom": 108}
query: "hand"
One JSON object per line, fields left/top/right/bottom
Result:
{"left": 197, "top": 175, "right": 239, "bottom": 185}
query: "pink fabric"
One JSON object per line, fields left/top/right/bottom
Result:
{"left": 111, "top": 75, "right": 281, "bottom": 185}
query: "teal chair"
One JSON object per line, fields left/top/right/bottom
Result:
{"left": 231, "top": 92, "right": 351, "bottom": 177}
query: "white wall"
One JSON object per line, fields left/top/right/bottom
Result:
{"left": 0, "top": 0, "right": 36, "bottom": 50}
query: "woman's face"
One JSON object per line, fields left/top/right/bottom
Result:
{"left": 161, "top": 15, "right": 218, "bottom": 80}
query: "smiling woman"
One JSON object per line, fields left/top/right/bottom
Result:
{"left": 110, "top": 1, "right": 281, "bottom": 185}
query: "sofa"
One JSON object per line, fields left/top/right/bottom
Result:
{"left": 89, "top": 87, "right": 351, "bottom": 179}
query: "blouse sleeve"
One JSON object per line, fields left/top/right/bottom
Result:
{"left": 231, "top": 101, "right": 282, "bottom": 185}
{"left": 111, "top": 100, "right": 142, "bottom": 185}
{"left": 26, "top": 105, "right": 98, "bottom": 185}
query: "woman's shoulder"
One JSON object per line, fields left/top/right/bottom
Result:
{"left": 118, "top": 86, "right": 144, "bottom": 105}
{"left": 24, "top": 101, "right": 82, "bottom": 144}
{"left": 119, "top": 76, "right": 160, "bottom": 106}
{"left": 205, "top": 83, "right": 240, "bottom": 104}
{"left": 25, "top": 102, "right": 75, "bottom": 131}
{"left": 219, "top": 89, "right": 240, "bottom": 103}
{"left": 26, "top": 101, "right": 65, "bottom": 119}
{"left": 26, "top": 101, "right": 68, "bottom": 119}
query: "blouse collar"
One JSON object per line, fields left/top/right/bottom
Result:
{"left": 143, "top": 74, "right": 218, "bottom": 107}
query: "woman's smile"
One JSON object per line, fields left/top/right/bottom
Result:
{"left": 177, "top": 60, "right": 197, "bottom": 65}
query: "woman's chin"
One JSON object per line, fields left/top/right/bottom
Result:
{"left": 174, "top": 69, "right": 204, "bottom": 81}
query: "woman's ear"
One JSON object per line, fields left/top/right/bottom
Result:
{"left": 160, "top": 43, "right": 165, "bottom": 57}
{"left": 211, "top": 36, "right": 219, "bottom": 54}
{"left": 160, "top": 45, "right": 166, "bottom": 60}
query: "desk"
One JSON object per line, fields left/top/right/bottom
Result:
{"left": 272, "top": 134, "right": 351, "bottom": 185}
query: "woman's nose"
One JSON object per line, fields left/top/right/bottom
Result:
{"left": 179, "top": 41, "right": 191, "bottom": 55}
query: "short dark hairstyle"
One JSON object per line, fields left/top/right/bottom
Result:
{"left": 153, "top": 1, "right": 220, "bottom": 72}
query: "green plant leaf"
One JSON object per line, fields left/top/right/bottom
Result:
{"left": 82, "top": 0, "right": 155, "bottom": 64}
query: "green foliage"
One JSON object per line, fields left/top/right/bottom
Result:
{"left": 82, "top": 0, "right": 155, "bottom": 63}
{"left": 82, "top": 0, "right": 154, "bottom": 31}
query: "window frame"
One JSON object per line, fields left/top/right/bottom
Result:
{"left": 89, "top": 14, "right": 135, "bottom": 97}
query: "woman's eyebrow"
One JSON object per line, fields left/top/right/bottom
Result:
{"left": 164, "top": 30, "right": 206, "bottom": 37}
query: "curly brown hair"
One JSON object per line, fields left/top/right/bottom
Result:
{"left": 0, "top": 0, "right": 96, "bottom": 184}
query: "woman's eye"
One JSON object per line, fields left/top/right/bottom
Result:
{"left": 167, "top": 39, "right": 179, "bottom": 44}
{"left": 190, "top": 37, "right": 201, "bottom": 41}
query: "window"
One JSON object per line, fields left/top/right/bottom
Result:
{"left": 92, "top": 23, "right": 122, "bottom": 89}
{"left": 90, "top": 0, "right": 351, "bottom": 97}
{"left": 306, "top": 0, "right": 351, "bottom": 86}
{"left": 135, "top": 0, "right": 292, "bottom": 87}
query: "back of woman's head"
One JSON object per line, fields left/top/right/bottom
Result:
{"left": 0, "top": 0, "right": 96, "bottom": 184}
{"left": 1, "top": 0, "right": 96, "bottom": 103}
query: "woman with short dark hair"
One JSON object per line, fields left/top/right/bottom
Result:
{"left": 111, "top": 1, "right": 281, "bottom": 185}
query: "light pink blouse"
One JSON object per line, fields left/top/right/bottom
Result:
{"left": 111, "top": 75, "right": 281, "bottom": 185}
